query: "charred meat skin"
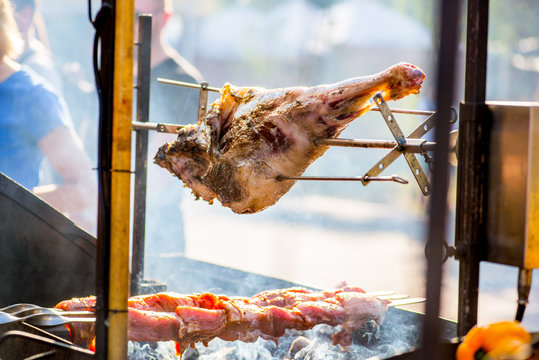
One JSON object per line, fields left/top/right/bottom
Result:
{"left": 156, "top": 62, "right": 425, "bottom": 214}
{"left": 55, "top": 287, "right": 388, "bottom": 354}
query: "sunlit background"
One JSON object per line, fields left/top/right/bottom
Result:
{"left": 39, "top": 0, "right": 539, "bottom": 330}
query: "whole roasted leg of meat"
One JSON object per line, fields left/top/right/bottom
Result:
{"left": 154, "top": 63, "right": 425, "bottom": 214}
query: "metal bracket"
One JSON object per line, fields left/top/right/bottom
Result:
{"left": 362, "top": 93, "right": 435, "bottom": 195}
{"left": 198, "top": 82, "right": 209, "bottom": 124}
{"left": 132, "top": 80, "right": 212, "bottom": 133}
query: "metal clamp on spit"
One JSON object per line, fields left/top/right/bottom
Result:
{"left": 132, "top": 81, "right": 458, "bottom": 195}
{"left": 300, "top": 93, "right": 457, "bottom": 194}
{"left": 131, "top": 78, "right": 221, "bottom": 133}
{"left": 358, "top": 93, "right": 457, "bottom": 195}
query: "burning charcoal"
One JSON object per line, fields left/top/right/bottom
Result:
{"left": 287, "top": 336, "right": 311, "bottom": 359}
{"left": 197, "top": 339, "right": 276, "bottom": 360}
{"left": 128, "top": 341, "right": 178, "bottom": 359}
{"left": 128, "top": 341, "right": 199, "bottom": 360}
{"left": 183, "top": 346, "right": 200, "bottom": 360}
{"left": 311, "top": 324, "right": 335, "bottom": 341}
{"left": 203, "top": 346, "right": 236, "bottom": 360}
{"left": 293, "top": 339, "right": 346, "bottom": 360}
{"left": 353, "top": 320, "right": 381, "bottom": 346}
{"left": 344, "top": 346, "right": 378, "bottom": 360}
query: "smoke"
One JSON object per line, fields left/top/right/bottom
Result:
{"left": 127, "top": 315, "right": 426, "bottom": 360}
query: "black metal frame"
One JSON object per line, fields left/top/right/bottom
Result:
{"left": 419, "top": 0, "right": 462, "bottom": 358}
{"left": 131, "top": 15, "right": 152, "bottom": 297}
{"left": 455, "top": 0, "right": 491, "bottom": 336}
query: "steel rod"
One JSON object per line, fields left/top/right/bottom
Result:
{"left": 371, "top": 107, "right": 434, "bottom": 116}
{"left": 155, "top": 78, "right": 437, "bottom": 118}
{"left": 389, "top": 298, "right": 427, "bottom": 307}
{"left": 132, "top": 121, "right": 183, "bottom": 134}
{"left": 157, "top": 77, "right": 221, "bottom": 92}
{"left": 314, "top": 138, "right": 436, "bottom": 152}
{"left": 131, "top": 121, "right": 157, "bottom": 131}
{"left": 277, "top": 175, "right": 408, "bottom": 184}
{"left": 131, "top": 15, "right": 152, "bottom": 297}
{"left": 131, "top": 124, "right": 438, "bottom": 153}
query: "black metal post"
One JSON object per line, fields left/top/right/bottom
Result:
{"left": 131, "top": 15, "right": 152, "bottom": 296}
{"left": 421, "top": 0, "right": 461, "bottom": 358}
{"left": 456, "top": 0, "right": 490, "bottom": 337}
{"left": 93, "top": 1, "right": 115, "bottom": 359}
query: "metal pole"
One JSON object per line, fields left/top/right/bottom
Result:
{"left": 131, "top": 15, "right": 152, "bottom": 296}
{"left": 93, "top": 2, "right": 114, "bottom": 359}
{"left": 421, "top": 0, "right": 461, "bottom": 358}
{"left": 456, "top": 0, "right": 490, "bottom": 337}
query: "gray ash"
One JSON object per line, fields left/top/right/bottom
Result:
{"left": 128, "top": 319, "right": 420, "bottom": 360}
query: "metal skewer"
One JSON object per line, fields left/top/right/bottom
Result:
{"left": 371, "top": 107, "right": 434, "bottom": 116}
{"left": 314, "top": 138, "right": 435, "bottom": 153}
{"left": 132, "top": 120, "right": 184, "bottom": 133}
{"left": 276, "top": 175, "right": 408, "bottom": 184}
{"left": 388, "top": 298, "right": 426, "bottom": 307}
{"left": 131, "top": 121, "right": 434, "bottom": 153}
{"left": 157, "top": 77, "right": 221, "bottom": 92}
{"left": 156, "top": 77, "right": 436, "bottom": 117}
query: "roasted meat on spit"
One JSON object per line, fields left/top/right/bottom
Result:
{"left": 55, "top": 286, "right": 389, "bottom": 354}
{"left": 154, "top": 62, "right": 425, "bottom": 214}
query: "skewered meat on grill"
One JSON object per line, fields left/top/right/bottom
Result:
{"left": 154, "top": 62, "right": 425, "bottom": 214}
{"left": 55, "top": 287, "right": 389, "bottom": 354}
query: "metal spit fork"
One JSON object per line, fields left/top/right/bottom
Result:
{"left": 133, "top": 78, "right": 458, "bottom": 194}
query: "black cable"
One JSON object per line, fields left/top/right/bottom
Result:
{"left": 88, "top": 0, "right": 93, "bottom": 25}
{"left": 88, "top": 3, "right": 114, "bottom": 359}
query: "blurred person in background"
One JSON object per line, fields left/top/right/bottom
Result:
{"left": 135, "top": 0, "right": 203, "bottom": 125}
{"left": 12, "top": 0, "right": 63, "bottom": 92}
{"left": 134, "top": 0, "right": 204, "bottom": 254}
{"left": 0, "top": 0, "right": 97, "bottom": 234}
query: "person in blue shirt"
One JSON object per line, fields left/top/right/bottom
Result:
{"left": 0, "top": 0, "right": 96, "bottom": 234}
{"left": 12, "top": 0, "right": 63, "bottom": 92}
